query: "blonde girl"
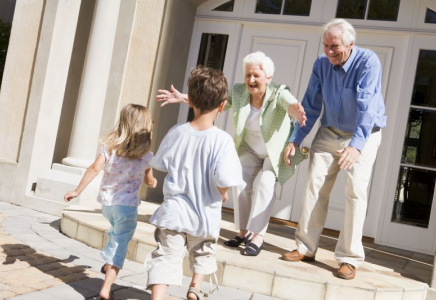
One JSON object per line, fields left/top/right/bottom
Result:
{"left": 64, "top": 104, "right": 157, "bottom": 300}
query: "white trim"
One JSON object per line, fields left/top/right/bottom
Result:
{"left": 415, "top": 0, "right": 436, "bottom": 30}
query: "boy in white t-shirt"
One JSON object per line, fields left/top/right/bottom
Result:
{"left": 146, "top": 66, "right": 244, "bottom": 300}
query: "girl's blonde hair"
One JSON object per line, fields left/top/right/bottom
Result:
{"left": 101, "top": 104, "right": 153, "bottom": 159}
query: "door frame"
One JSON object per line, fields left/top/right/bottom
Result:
{"left": 377, "top": 34, "right": 436, "bottom": 255}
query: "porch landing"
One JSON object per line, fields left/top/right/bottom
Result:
{"left": 60, "top": 202, "right": 432, "bottom": 300}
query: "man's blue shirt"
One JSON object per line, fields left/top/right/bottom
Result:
{"left": 290, "top": 46, "right": 387, "bottom": 151}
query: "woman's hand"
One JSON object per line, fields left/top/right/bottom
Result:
{"left": 284, "top": 142, "right": 298, "bottom": 167}
{"left": 156, "top": 85, "right": 188, "bottom": 107}
{"left": 288, "top": 102, "right": 307, "bottom": 127}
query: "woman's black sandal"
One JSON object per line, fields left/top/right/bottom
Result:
{"left": 224, "top": 233, "right": 252, "bottom": 247}
{"left": 243, "top": 242, "right": 264, "bottom": 256}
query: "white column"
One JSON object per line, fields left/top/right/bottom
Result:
{"left": 62, "top": 0, "right": 122, "bottom": 168}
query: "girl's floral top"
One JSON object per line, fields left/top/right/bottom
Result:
{"left": 97, "top": 147, "right": 153, "bottom": 206}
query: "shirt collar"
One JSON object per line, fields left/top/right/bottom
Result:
{"left": 334, "top": 46, "right": 358, "bottom": 73}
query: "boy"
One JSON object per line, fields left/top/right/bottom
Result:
{"left": 146, "top": 66, "right": 244, "bottom": 300}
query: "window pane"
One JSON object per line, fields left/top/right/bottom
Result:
{"left": 391, "top": 167, "right": 436, "bottom": 228}
{"left": 336, "top": 0, "right": 367, "bottom": 19}
{"left": 425, "top": 8, "right": 436, "bottom": 24}
{"left": 255, "top": 0, "right": 283, "bottom": 14}
{"left": 367, "top": 0, "right": 400, "bottom": 21}
{"left": 411, "top": 50, "right": 436, "bottom": 108}
{"left": 189, "top": 33, "right": 229, "bottom": 121}
{"left": 197, "top": 33, "right": 228, "bottom": 70}
{"left": 212, "top": 0, "right": 234, "bottom": 12}
{"left": 401, "top": 108, "right": 436, "bottom": 168}
{"left": 283, "top": 0, "right": 311, "bottom": 16}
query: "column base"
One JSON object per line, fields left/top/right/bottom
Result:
{"left": 34, "top": 163, "right": 102, "bottom": 205}
{"left": 62, "top": 156, "right": 94, "bottom": 169}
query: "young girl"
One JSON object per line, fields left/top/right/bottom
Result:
{"left": 64, "top": 104, "right": 157, "bottom": 300}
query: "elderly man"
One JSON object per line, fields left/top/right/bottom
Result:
{"left": 281, "top": 19, "right": 386, "bottom": 280}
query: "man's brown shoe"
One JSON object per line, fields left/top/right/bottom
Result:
{"left": 280, "top": 250, "right": 315, "bottom": 262}
{"left": 335, "top": 263, "right": 355, "bottom": 280}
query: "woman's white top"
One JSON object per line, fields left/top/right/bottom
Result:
{"left": 243, "top": 105, "right": 268, "bottom": 156}
{"left": 97, "top": 147, "right": 153, "bottom": 207}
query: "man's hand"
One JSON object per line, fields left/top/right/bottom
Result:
{"left": 284, "top": 142, "right": 298, "bottom": 167}
{"left": 288, "top": 103, "right": 307, "bottom": 127}
{"left": 156, "top": 85, "right": 187, "bottom": 107}
{"left": 336, "top": 146, "right": 360, "bottom": 170}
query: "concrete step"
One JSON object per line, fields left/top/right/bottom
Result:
{"left": 60, "top": 202, "right": 430, "bottom": 300}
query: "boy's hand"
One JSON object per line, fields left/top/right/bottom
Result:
{"left": 221, "top": 191, "right": 228, "bottom": 203}
{"left": 64, "top": 191, "right": 79, "bottom": 202}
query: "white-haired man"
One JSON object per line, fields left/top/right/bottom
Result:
{"left": 281, "top": 19, "right": 386, "bottom": 280}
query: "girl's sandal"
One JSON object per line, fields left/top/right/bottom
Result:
{"left": 187, "top": 284, "right": 204, "bottom": 300}
{"left": 99, "top": 291, "right": 116, "bottom": 300}
{"left": 100, "top": 263, "right": 107, "bottom": 274}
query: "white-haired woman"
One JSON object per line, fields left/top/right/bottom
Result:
{"left": 157, "top": 51, "right": 306, "bottom": 256}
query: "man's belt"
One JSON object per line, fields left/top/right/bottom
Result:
{"left": 372, "top": 126, "right": 381, "bottom": 133}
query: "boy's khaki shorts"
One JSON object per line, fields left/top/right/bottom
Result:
{"left": 145, "top": 227, "right": 217, "bottom": 288}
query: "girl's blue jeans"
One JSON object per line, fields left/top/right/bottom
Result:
{"left": 100, "top": 205, "right": 138, "bottom": 269}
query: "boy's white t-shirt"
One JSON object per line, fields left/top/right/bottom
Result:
{"left": 150, "top": 123, "right": 244, "bottom": 239}
{"left": 97, "top": 147, "right": 153, "bottom": 207}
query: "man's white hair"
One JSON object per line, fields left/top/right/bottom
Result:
{"left": 322, "top": 18, "right": 356, "bottom": 45}
{"left": 243, "top": 51, "right": 275, "bottom": 77}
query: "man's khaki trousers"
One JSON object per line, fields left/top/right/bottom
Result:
{"left": 295, "top": 126, "right": 381, "bottom": 267}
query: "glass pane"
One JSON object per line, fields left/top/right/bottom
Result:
{"left": 411, "top": 50, "right": 436, "bottom": 108}
{"left": 367, "top": 0, "right": 400, "bottom": 21}
{"left": 197, "top": 33, "right": 229, "bottom": 70}
{"left": 255, "top": 0, "right": 283, "bottom": 14}
{"left": 188, "top": 33, "right": 229, "bottom": 121}
{"left": 401, "top": 108, "right": 436, "bottom": 168}
{"left": 425, "top": 8, "right": 436, "bottom": 24}
{"left": 283, "top": 0, "right": 311, "bottom": 16}
{"left": 336, "top": 0, "right": 367, "bottom": 19}
{"left": 212, "top": 0, "right": 234, "bottom": 12}
{"left": 391, "top": 167, "right": 436, "bottom": 228}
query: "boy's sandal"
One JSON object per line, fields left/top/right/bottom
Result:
{"left": 187, "top": 285, "right": 204, "bottom": 300}
{"left": 224, "top": 232, "right": 252, "bottom": 247}
{"left": 243, "top": 242, "right": 264, "bottom": 256}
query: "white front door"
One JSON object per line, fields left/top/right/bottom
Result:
{"left": 378, "top": 35, "right": 436, "bottom": 255}
{"left": 179, "top": 19, "right": 405, "bottom": 237}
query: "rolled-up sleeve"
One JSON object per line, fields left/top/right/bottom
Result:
{"left": 289, "top": 59, "right": 323, "bottom": 145}
{"left": 349, "top": 56, "right": 383, "bottom": 151}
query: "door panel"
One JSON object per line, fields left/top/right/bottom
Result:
{"left": 379, "top": 35, "right": 436, "bottom": 254}
{"left": 231, "top": 24, "right": 320, "bottom": 219}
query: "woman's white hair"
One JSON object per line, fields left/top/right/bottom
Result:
{"left": 243, "top": 51, "right": 275, "bottom": 77}
{"left": 322, "top": 18, "right": 356, "bottom": 45}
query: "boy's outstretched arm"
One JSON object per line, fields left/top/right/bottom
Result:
{"left": 217, "top": 187, "right": 229, "bottom": 203}
{"left": 143, "top": 168, "right": 157, "bottom": 188}
{"left": 64, "top": 154, "right": 106, "bottom": 202}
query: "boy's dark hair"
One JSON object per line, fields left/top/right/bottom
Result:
{"left": 187, "top": 66, "right": 228, "bottom": 113}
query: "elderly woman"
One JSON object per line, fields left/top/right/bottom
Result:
{"left": 157, "top": 51, "right": 306, "bottom": 256}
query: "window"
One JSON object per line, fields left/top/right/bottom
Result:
{"left": 391, "top": 50, "right": 436, "bottom": 228}
{"left": 187, "top": 33, "right": 229, "bottom": 121}
{"left": 213, "top": 0, "right": 235, "bottom": 12}
{"left": 255, "top": 0, "right": 311, "bottom": 16}
{"left": 336, "top": 0, "right": 401, "bottom": 21}
{"left": 425, "top": 8, "right": 436, "bottom": 24}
